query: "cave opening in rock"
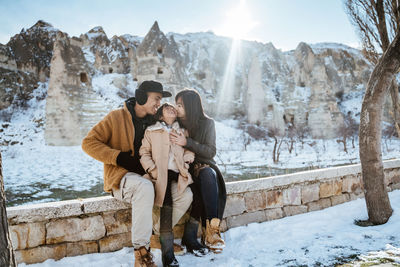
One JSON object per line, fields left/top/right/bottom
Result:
{"left": 80, "top": 72, "right": 88, "bottom": 83}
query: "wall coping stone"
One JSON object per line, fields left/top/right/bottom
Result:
{"left": 226, "top": 159, "right": 400, "bottom": 194}
{"left": 7, "top": 159, "right": 400, "bottom": 222}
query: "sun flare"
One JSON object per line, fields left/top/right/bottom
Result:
{"left": 215, "top": 0, "right": 258, "bottom": 40}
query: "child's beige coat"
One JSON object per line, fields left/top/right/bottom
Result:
{"left": 140, "top": 121, "right": 194, "bottom": 207}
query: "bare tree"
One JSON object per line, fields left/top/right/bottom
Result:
{"left": 348, "top": 114, "right": 359, "bottom": 148}
{"left": 337, "top": 112, "right": 359, "bottom": 152}
{"left": 238, "top": 121, "right": 252, "bottom": 151}
{"left": 344, "top": 0, "right": 400, "bottom": 225}
{"left": 295, "top": 123, "right": 310, "bottom": 148}
{"left": 359, "top": 31, "right": 400, "bottom": 225}
{"left": 268, "top": 127, "right": 283, "bottom": 163}
{"left": 337, "top": 124, "right": 350, "bottom": 153}
{"left": 0, "top": 152, "right": 16, "bottom": 266}
{"left": 344, "top": 0, "right": 400, "bottom": 136}
{"left": 286, "top": 124, "right": 296, "bottom": 154}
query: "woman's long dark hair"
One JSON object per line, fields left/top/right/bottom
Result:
{"left": 175, "top": 88, "right": 207, "bottom": 135}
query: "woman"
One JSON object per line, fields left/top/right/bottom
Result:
{"left": 170, "top": 88, "right": 227, "bottom": 255}
{"left": 140, "top": 103, "right": 194, "bottom": 267}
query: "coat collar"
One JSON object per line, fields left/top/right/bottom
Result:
{"left": 146, "top": 121, "right": 183, "bottom": 133}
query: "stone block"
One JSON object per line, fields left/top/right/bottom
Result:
{"left": 66, "top": 241, "right": 98, "bottom": 257}
{"left": 265, "top": 208, "right": 284, "bottom": 221}
{"left": 283, "top": 205, "right": 308, "bottom": 217}
{"left": 244, "top": 191, "right": 266, "bottom": 212}
{"left": 7, "top": 200, "right": 83, "bottom": 224}
{"left": 10, "top": 222, "right": 45, "bottom": 249}
{"left": 342, "top": 175, "right": 361, "bottom": 193}
{"left": 99, "top": 232, "right": 132, "bottom": 253}
{"left": 14, "top": 244, "right": 67, "bottom": 264}
{"left": 349, "top": 192, "right": 364, "bottom": 201}
{"left": 384, "top": 169, "right": 400, "bottom": 186}
{"left": 265, "top": 190, "right": 283, "bottom": 208}
{"left": 226, "top": 210, "right": 267, "bottom": 228}
{"left": 102, "top": 209, "right": 131, "bottom": 236}
{"left": 83, "top": 196, "right": 130, "bottom": 214}
{"left": 320, "top": 180, "right": 342, "bottom": 198}
{"left": 390, "top": 170, "right": 400, "bottom": 185}
{"left": 46, "top": 216, "right": 106, "bottom": 244}
{"left": 283, "top": 187, "right": 301, "bottom": 205}
{"left": 223, "top": 194, "right": 246, "bottom": 217}
{"left": 391, "top": 183, "right": 400, "bottom": 190}
{"left": 301, "top": 184, "right": 320, "bottom": 204}
{"left": 331, "top": 194, "right": 350, "bottom": 206}
{"left": 220, "top": 218, "right": 228, "bottom": 232}
{"left": 307, "top": 198, "right": 332, "bottom": 212}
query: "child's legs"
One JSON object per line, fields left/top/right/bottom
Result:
{"left": 153, "top": 179, "right": 193, "bottom": 235}
{"left": 160, "top": 171, "right": 178, "bottom": 234}
{"left": 171, "top": 181, "right": 193, "bottom": 227}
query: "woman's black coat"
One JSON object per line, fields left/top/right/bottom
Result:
{"left": 184, "top": 117, "right": 227, "bottom": 220}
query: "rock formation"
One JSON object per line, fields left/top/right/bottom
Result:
{"left": 0, "top": 20, "right": 381, "bottom": 145}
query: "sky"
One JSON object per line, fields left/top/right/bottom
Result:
{"left": 20, "top": 190, "right": 400, "bottom": 266}
{"left": 0, "top": 0, "right": 360, "bottom": 51}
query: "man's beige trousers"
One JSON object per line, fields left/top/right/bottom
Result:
{"left": 112, "top": 172, "right": 192, "bottom": 248}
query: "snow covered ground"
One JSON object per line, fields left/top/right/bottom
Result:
{"left": 20, "top": 190, "right": 400, "bottom": 267}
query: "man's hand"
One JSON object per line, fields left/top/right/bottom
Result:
{"left": 116, "top": 150, "right": 139, "bottom": 172}
{"left": 170, "top": 131, "right": 187, "bottom": 146}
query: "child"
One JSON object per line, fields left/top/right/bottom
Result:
{"left": 140, "top": 103, "right": 194, "bottom": 267}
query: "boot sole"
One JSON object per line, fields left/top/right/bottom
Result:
{"left": 209, "top": 247, "right": 223, "bottom": 254}
{"left": 185, "top": 247, "right": 209, "bottom": 257}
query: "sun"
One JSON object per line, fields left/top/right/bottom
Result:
{"left": 215, "top": 0, "right": 258, "bottom": 40}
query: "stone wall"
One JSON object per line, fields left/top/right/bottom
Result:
{"left": 7, "top": 159, "right": 400, "bottom": 264}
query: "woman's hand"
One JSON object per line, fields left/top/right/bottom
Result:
{"left": 170, "top": 131, "right": 187, "bottom": 146}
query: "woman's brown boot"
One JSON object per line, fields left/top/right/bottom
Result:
{"left": 134, "top": 246, "right": 156, "bottom": 267}
{"left": 203, "top": 218, "right": 225, "bottom": 253}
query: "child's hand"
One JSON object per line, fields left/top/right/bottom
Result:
{"left": 149, "top": 168, "right": 158, "bottom": 179}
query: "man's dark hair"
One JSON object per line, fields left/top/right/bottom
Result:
{"left": 175, "top": 88, "right": 207, "bottom": 135}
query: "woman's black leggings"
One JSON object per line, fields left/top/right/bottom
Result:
{"left": 189, "top": 167, "right": 219, "bottom": 226}
{"left": 160, "top": 170, "right": 178, "bottom": 234}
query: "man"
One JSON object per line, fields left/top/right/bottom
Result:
{"left": 82, "top": 80, "right": 191, "bottom": 267}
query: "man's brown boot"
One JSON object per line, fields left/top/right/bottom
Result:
{"left": 134, "top": 246, "right": 156, "bottom": 267}
{"left": 150, "top": 234, "right": 185, "bottom": 255}
{"left": 203, "top": 218, "right": 225, "bottom": 253}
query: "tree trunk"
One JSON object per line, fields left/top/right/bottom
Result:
{"left": 272, "top": 136, "right": 278, "bottom": 163}
{"left": 288, "top": 139, "right": 294, "bottom": 154}
{"left": 276, "top": 138, "right": 283, "bottom": 163}
{"left": 0, "top": 152, "right": 16, "bottom": 267}
{"left": 389, "top": 79, "right": 400, "bottom": 137}
{"left": 359, "top": 30, "right": 400, "bottom": 225}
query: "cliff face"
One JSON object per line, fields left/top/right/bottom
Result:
{"left": 0, "top": 21, "right": 59, "bottom": 111}
{"left": 6, "top": 20, "right": 58, "bottom": 80}
{"left": 0, "top": 21, "right": 377, "bottom": 145}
